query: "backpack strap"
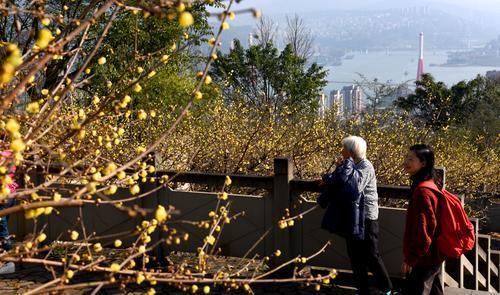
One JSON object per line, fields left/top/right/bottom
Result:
{"left": 415, "top": 180, "right": 443, "bottom": 239}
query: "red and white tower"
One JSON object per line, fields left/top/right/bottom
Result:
{"left": 416, "top": 32, "right": 425, "bottom": 81}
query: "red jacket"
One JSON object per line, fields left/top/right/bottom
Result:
{"left": 403, "top": 180, "right": 445, "bottom": 267}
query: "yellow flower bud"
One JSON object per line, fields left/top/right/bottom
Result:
{"left": 110, "top": 263, "right": 121, "bottom": 272}
{"left": 66, "top": 270, "right": 74, "bottom": 279}
{"left": 179, "top": 12, "right": 194, "bottom": 28}
{"left": 114, "top": 239, "right": 122, "bottom": 247}
{"left": 133, "top": 83, "right": 142, "bottom": 93}
{"left": 37, "top": 233, "right": 47, "bottom": 243}
{"left": 136, "top": 272, "right": 145, "bottom": 284}
{"left": 36, "top": 29, "right": 53, "bottom": 49}
{"left": 130, "top": 184, "right": 140, "bottom": 195}
{"left": 155, "top": 205, "right": 167, "bottom": 222}
{"left": 5, "top": 119, "right": 20, "bottom": 134}
{"left": 70, "top": 230, "right": 79, "bottom": 240}
{"left": 10, "top": 138, "right": 26, "bottom": 152}
{"left": 193, "top": 91, "right": 203, "bottom": 100}
{"left": 26, "top": 102, "right": 40, "bottom": 113}
{"left": 93, "top": 242, "right": 103, "bottom": 252}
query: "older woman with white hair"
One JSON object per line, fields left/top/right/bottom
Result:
{"left": 317, "top": 135, "right": 392, "bottom": 295}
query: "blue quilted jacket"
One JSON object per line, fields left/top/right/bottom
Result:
{"left": 317, "top": 158, "right": 365, "bottom": 240}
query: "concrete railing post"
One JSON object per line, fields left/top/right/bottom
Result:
{"left": 141, "top": 152, "right": 161, "bottom": 259}
{"left": 272, "top": 158, "right": 293, "bottom": 265}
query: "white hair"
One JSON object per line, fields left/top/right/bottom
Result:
{"left": 342, "top": 136, "right": 367, "bottom": 160}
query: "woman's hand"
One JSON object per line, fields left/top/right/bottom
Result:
{"left": 401, "top": 262, "right": 412, "bottom": 274}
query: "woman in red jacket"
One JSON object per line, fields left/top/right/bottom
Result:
{"left": 402, "top": 144, "right": 445, "bottom": 295}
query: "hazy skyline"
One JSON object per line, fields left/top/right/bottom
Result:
{"left": 235, "top": 0, "right": 500, "bottom": 14}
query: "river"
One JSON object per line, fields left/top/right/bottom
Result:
{"left": 325, "top": 50, "right": 500, "bottom": 92}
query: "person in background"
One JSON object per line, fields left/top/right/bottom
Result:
{"left": 402, "top": 144, "right": 445, "bottom": 295}
{"left": 0, "top": 134, "right": 18, "bottom": 274}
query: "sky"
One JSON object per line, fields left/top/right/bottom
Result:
{"left": 229, "top": 0, "right": 500, "bottom": 25}
{"left": 234, "top": 0, "right": 500, "bottom": 14}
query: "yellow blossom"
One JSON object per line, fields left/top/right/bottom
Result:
{"left": 193, "top": 91, "right": 203, "bottom": 100}
{"left": 104, "top": 185, "right": 118, "bottom": 195}
{"left": 136, "top": 272, "right": 145, "bottom": 284}
{"left": 204, "top": 75, "right": 212, "bottom": 85}
{"left": 179, "top": 12, "right": 194, "bottom": 28}
{"left": 130, "top": 184, "right": 140, "bottom": 195}
{"left": 205, "top": 235, "right": 215, "bottom": 245}
{"left": 221, "top": 22, "right": 229, "bottom": 30}
{"left": 5, "top": 119, "right": 20, "bottom": 134}
{"left": 176, "top": 2, "right": 185, "bottom": 12}
{"left": 53, "top": 192, "right": 62, "bottom": 202}
{"left": 218, "top": 192, "right": 228, "bottom": 200}
{"left": 97, "top": 57, "right": 106, "bottom": 65}
{"left": 114, "top": 239, "right": 122, "bottom": 247}
{"left": 26, "top": 102, "right": 40, "bottom": 113}
{"left": 138, "top": 109, "right": 147, "bottom": 120}
{"left": 93, "top": 242, "right": 103, "bottom": 252}
{"left": 133, "top": 83, "right": 142, "bottom": 92}
{"left": 117, "top": 171, "right": 126, "bottom": 180}
{"left": 110, "top": 263, "right": 121, "bottom": 272}
{"left": 66, "top": 270, "right": 74, "bottom": 279}
{"left": 103, "top": 162, "right": 117, "bottom": 175}
{"left": 10, "top": 138, "right": 26, "bottom": 152}
{"left": 70, "top": 230, "right": 79, "bottom": 240}
{"left": 155, "top": 205, "right": 167, "bottom": 222}
{"left": 36, "top": 29, "right": 53, "bottom": 49}
{"left": 37, "top": 233, "right": 47, "bottom": 243}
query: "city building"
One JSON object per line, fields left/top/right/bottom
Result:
{"left": 341, "top": 85, "right": 363, "bottom": 116}
{"left": 329, "top": 90, "right": 344, "bottom": 116}
{"left": 318, "top": 93, "right": 328, "bottom": 117}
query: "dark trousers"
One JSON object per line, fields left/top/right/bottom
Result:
{"left": 346, "top": 219, "right": 392, "bottom": 295}
{"left": 404, "top": 265, "right": 443, "bottom": 295}
{"left": 0, "top": 198, "right": 15, "bottom": 251}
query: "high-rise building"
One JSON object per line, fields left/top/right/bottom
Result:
{"left": 318, "top": 93, "right": 328, "bottom": 117}
{"left": 341, "top": 85, "right": 363, "bottom": 116}
{"left": 329, "top": 90, "right": 344, "bottom": 116}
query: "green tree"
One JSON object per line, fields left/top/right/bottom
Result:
{"left": 394, "top": 73, "right": 498, "bottom": 129}
{"left": 395, "top": 74, "right": 454, "bottom": 128}
{"left": 85, "top": 2, "right": 216, "bottom": 107}
{"left": 209, "top": 40, "right": 327, "bottom": 117}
